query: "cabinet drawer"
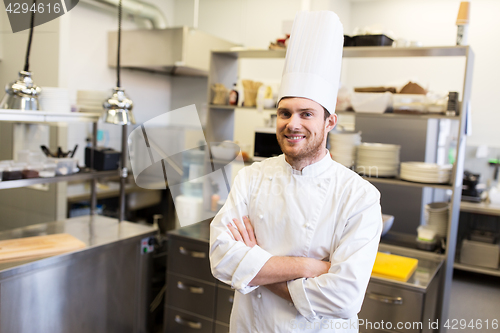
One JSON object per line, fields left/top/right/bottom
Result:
{"left": 165, "top": 306, "right": 213, "bottom": 333}
{"left": 168, "top": 236, "right": 214, "bottom": 282}
{"left": 216, "top": 285, "right": 234, "bottom": 324}
{"left": 167, "top": 273, "right": 216, "bottom": 319}
{"left": 215, "top": 323, "right": 230, "bottom": 333}
{"left": 359, "top": 282, "right": 423, "bottom": 333}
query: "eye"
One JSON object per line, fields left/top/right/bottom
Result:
{"left": 303, "top": 112, "right": 313, "bottom": 117}
{"left": 278, "top": 110, "right": 291, "bottom": 118}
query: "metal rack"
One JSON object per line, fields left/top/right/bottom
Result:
{"left": 205, "top": 45, "right": 474, "bottom": 332}
{"left": 0, "top": 109, "right": 126, "bottom": 219}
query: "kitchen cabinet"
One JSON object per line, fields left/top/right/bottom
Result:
{"left": 201, "top": 45, "right": 474, "bottom": 332}
{"left": 165, "top": 221, "right": 232, "bottom": 333}
{"left": 0, "top": 215, "right": 155, "bottom": 332}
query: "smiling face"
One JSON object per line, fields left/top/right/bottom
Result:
{"left": 276, "top": 97, "right": 337, "bottom": 170}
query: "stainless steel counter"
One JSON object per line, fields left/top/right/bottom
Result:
{"left": 0, "top": 215, "right": 156, "bottom": 333}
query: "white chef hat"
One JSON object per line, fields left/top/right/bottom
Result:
{"left": 278, "top": 11, "right": 344, "bottom": 114}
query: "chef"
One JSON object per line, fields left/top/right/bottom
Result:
{"left": 209, "top": 10, "right": 382, "bottom": 333}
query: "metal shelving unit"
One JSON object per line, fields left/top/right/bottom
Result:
{"left": 206, "top": 45, "right": 474, "bottom": 332}
{"left": 0, "top": 109, "right": 124, "bottom": 218}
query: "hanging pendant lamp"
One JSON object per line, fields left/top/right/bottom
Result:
{"left": 0, "top": 0, "right": 41, "bottom": 111}
{"left": 103, "top": 0, "right": 135, "bottom": 125}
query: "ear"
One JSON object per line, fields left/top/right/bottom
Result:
{"left": 325, "top": 113, "right": 337, "bottom": 132}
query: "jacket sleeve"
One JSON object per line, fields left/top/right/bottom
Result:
{"left": 209, "top": 167, "right": 273, "bottom": 294}
{"left": 287, "top": 183, "right": 382, "bottom": 321}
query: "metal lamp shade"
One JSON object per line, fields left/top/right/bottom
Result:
{"left": 103, "top": 87, "right": 135, "bottom": 125}
{"left": 0, "top": 71, "right": 41, "bottom": 111}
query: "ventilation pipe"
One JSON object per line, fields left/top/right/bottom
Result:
{"left": 82, "top": 0, "right": 168, "bottom": 29}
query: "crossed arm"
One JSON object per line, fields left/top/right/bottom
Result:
{"left": 227, "top": 216, "right": 331, "bottom": 302}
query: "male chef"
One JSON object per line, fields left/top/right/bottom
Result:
{"left": 209, "top": 11, "right": 382, "bottom": 333}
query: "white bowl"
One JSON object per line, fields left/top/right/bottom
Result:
{"left": 351, "top": 92, "right": 392, "bottom": 113}
{"left": 382, "top": 214, "right": 394, "bottom": 236}
{"left": 211, "top": 146, "right": 237, "bottom": 160}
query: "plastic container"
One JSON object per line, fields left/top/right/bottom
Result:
{"left": 22, "top": 164, "right": 43, "bottom": 179}
{"left": 40, "top": 162, "right": 57, "bottom": 178}
{"left": 3, "top": 165, "right": 24, "bottom": 181}
{"left": 353, "top": 34, "right": 394, "bottom": 46}
{"left": 52, "top": 158, "right": 78, "bottom": 176}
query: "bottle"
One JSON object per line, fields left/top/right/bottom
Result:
{"left": 228, "top": 83, "right": 239, "bottom": 106}
{"left": 456, "top": 2, "right": 470, "bottom": 46}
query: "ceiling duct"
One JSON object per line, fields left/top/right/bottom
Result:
{"left": 83, "top": 0, "right": 168, "bottom": 29}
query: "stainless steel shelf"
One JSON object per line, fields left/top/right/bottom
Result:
{"left": 460, "top": 201, "right": 500, "bottom": 216}
{"left": 454, "top": 262, "right": 500, "bottom": 277}
{"left": 337, "top": 110, "right": 460, "bottom": 120}
{"left": 209, "top": 105, "right": 460, "bottom": 120}
{"left": 0, "top": 170, "right": 119, "bottom": 190}
{"left": 0, "top": 109, "right": 102, "bottom": 123}
{"left": 362, "top": 176, "right": 453, "bottom": 190}
{"left": 213, "top": 46, "right": 469, "bottom": 59}
{"left": 343, "top": 45, "right": 469, "bottom": 58}
{"left": 380, "top": 231, "right": 446, "bottom": 260}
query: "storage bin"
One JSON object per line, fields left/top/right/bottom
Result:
{"left": 460, "top": 239, "right": 500, "bottom": 269}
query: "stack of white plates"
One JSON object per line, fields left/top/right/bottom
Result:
{"left": 39, "top": 87, "right": 70, "bottom": 113}
{"left": 400, "top": 162, "right": 452, "bottom": 184}
{"left": 329, "top": 131, "right": 361, "bottom": 167}
{"left": 356, "top": 143, "right": 400, "bottom": 177}
{"left": 77, "top": 90, "right": 109, "bottom": 112}
{"left": 425, "top": 202, "right": 449, "bottom": 237}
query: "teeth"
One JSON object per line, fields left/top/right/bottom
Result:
{"left": 289, "top": 136, "right": 303, "bottom": 140}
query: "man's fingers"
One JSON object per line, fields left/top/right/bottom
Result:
{"left": 232, "top": 218, "right": 251, "bottom": 245}
{"left": 227, "top": 224, "right": 243, "bottom": 242}
{"left": 242, "top": 216, "right": 257, "bottom": 244}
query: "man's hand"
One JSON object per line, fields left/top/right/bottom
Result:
{"left": 227, "top": 216, "right": 257, "bottom": 248}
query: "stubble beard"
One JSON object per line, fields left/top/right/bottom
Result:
{"left": 278, "top": 126, "right": 326, "bottom": 165}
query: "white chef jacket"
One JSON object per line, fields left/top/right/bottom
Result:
{"left": 209, "top": 151, "right": 382, "bottom": 333}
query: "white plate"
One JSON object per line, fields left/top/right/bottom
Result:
{"left": 358, "top": 143, "right": 401, "bottom": 151}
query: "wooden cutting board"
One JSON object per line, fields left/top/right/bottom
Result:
{"left": 0, "top": 233, "right": 86, "bottom": 263}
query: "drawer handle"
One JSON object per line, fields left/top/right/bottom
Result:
{"left": 179, "top": 246, "right": 206, "bottom": 258}
{"left": 175, "top": 315, "right": 202, "bottom": 329}
{"left": 367, "top": 292, "right": 403, "bottom": 305}
{"left": 177, "top": 281, "right": 204, "bottom": 294}
{"left": 228, "top": 295, "right": 234, "bottom": 304}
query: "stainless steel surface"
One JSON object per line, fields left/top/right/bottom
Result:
{"left": 167, "top": 273, "right": 216, "bottom": 319}
{"left": 0, "top": 215, "right": 155, "bottom": 332}
{"left": 460, "top": 201, "right": 500, "bottom": 215}
{"left": 212, "top": 46, "right": 469, "bottom": 59}
{"left": 0, "top": 71, "right": 41, "bottom": 110}
{"left": 91, "top": 122, "right": 98, "bottom": 215}
{"left": 104, "top": 88, "right": 135, "bottom": 125}
{"left": 360, "top": 282, "right": 424, "bottom": 333}
{"left": 361, "top": 176, "right": 453, "bottom": 190}
{"left": 166, "top": 307, "right": 213, "bottom": 333}
{"left": 0, "top": 109, "right": 102, "bottom": 122}
{"left": 0, "top": 170, "right": 118, "bottom": 190}
{"left": 367, "top": 292, "right": 403, "bottom": 304}
{"left": 119, "top": 124, "right": 128, "bottom": 221}
{"left": 108, "top": 27, "right": 237, "bottom": 76}
{"left": 437, "top": 46, "right": 475, "bottom": 327}
{"left": 453, "top": 262, "right": 500, "bottom": 277}
{"left": 85, "top": 0, "right": 167, "bottom": 29}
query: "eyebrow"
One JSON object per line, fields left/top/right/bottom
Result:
{"left": 277, "top": 107, "right": 317, "bottom": 112}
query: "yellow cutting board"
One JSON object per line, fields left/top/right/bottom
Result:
{"left": 371, "top": 252, "right": 419, "bottom": 282}
{"left": 0, "top": 233, "right": 86, "bottom": 263}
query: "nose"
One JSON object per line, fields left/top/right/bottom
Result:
{"left": 286, "top": 113, "right": 302, "bottom": 131}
